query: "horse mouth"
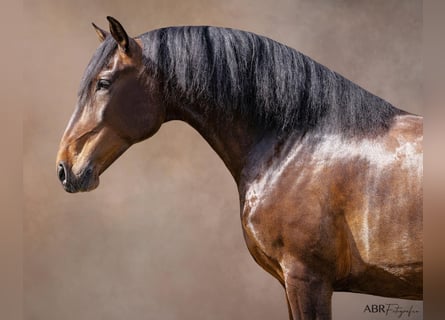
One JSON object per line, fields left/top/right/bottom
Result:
{"left": 58, "top": 163, "right": 100, "bottom": 193}
{"left": 63, "top": 175, "right": 100, "bottom": 193}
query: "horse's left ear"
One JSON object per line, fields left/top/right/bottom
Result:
{"left": 92, "top": 22, "right": 108, "bottom": 42}
{"left": 107, "top": 16, "right": 130, "bottom": 53}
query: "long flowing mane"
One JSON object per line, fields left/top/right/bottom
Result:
{"left": 81, "top": 26, "right": 406, "bottom": 136}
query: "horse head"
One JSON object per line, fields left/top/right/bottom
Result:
{"left": 56, "top": 17, "right": 165, "bottom": 192}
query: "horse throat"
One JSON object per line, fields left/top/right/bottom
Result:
{"left": 165, "top": 102, "right": 265, "bottom": 184}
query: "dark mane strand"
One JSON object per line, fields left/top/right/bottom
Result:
{"left": 78, "top": 36, "right": 117, "bottom": 105}
{"left": 138, "top": 26, "right": 405, "bottom": 136}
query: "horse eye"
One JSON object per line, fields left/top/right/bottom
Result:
{"left": 96, "top": 79, "right": 111, "bottom": 91}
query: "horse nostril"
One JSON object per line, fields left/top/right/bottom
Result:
{"left": 85, "top": 167, "right": 93, "bottom": 179}
{"left": 58, "top": 162, "right": 67, "bottom": 184}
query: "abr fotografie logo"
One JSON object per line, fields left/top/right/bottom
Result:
{"left": 363, "top": 304, "right": 420, "bottom": 318}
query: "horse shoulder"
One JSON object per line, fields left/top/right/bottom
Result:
{"left": 240, "top": 139, "right": 355, "bottom": 282}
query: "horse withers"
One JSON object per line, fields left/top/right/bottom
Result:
{"left": 56, "top": 17, "right": 422, "bottom": 319}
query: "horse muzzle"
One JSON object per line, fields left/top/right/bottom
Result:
{"left": 57, "top": 161, "right": 99, "bottom": 193}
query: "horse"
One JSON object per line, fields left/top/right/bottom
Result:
{"left": 56, "top": 17, "right": 423, "bottom": 320}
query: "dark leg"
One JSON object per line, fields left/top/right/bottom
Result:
{"left": 284, "top": 273, "right": 333, "bottom": 320}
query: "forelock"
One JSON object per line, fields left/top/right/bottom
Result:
{"left": 78, "top": 36, "right": 117, "bottom": 105}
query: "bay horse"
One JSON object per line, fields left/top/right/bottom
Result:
{"left": 56, "top": 17, "right": 423, "bottom": 319}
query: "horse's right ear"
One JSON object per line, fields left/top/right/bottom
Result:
{"left": 92, "top": 22, "right": 108, "bottom": 42}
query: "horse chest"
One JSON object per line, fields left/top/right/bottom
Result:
{"left": 239, "top": 159, "right": 331, "bottom": 275}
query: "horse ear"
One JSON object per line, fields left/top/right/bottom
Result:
{"left": 107, "top": 16, "right": 129, "bottom": 53}
{"left": 92, "top": 22, "right": 108, "bottom": 42}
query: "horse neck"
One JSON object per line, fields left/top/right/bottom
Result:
{"left": 165, "top": 102, "right": 266, "bottom": 185}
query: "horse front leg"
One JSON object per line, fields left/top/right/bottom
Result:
{"left": 283, "top": 267, "right": 333, "bottom": 320}
{"left": 285, "top": 291, "right": 295, "bottom": 320}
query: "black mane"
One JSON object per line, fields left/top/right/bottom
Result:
{"left": 140, "top": 26, "right": 405, "bottom": 136}
{"left": 82, "top": 26, "right": 405, "bottom": 136}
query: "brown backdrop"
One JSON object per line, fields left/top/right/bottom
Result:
{"left": 24, "top": 1, "right": 423, "bottom": 319}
